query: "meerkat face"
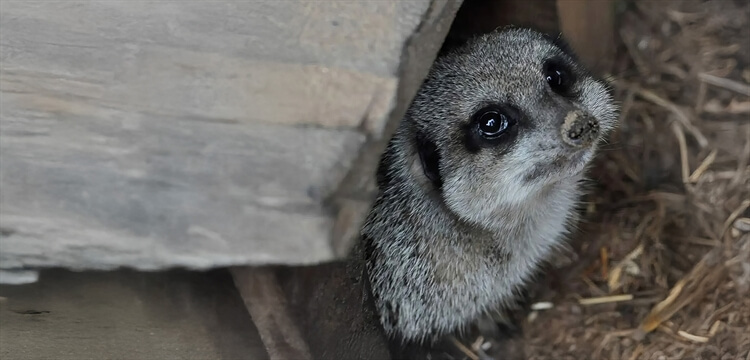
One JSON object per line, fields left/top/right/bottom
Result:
{"left": 405, "top": 27, "right": 619, "bottom": 229}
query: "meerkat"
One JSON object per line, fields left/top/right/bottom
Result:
{"left": 360, "top": 26, "right": 619, "bottom": 350}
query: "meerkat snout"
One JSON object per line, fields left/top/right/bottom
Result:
{"left": 561, "top": 110, "right": 600, "bottom": 148}
{"left": 360, "top": 27, "right": 619, "bottom": 348}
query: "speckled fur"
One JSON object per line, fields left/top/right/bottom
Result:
{"left": 360, "top": 27, "right": 619, "bottom": 344}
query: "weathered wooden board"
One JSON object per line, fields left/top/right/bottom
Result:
{"left": 0, "top": 0, "right": 462, "bottom": 282}
{"left": 0, "top": 269, "right": 269, "bottom": 360}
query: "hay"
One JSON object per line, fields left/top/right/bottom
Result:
{"left": 522, "top": 0, "right": 750, "bottom": 358}
{"left": 446, "top": 0, "right": 750, "bottom": 359}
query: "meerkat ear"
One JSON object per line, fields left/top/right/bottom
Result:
{"left": 415, "top": 131, "right": 443, "bottom": 189}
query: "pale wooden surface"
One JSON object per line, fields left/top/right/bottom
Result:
{"left": 0, "top": 269, "right": 269, "bottom": 360}
{"left": 0, "top": 0, "right": 460, "bottom": 282}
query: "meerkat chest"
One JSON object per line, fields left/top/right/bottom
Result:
{"left": 380, "top": 212, "right": 572, "bottom": 342}
{"left": 444, "top": 195, "right": 579, "bottom": 314}
{"left": 366, "top": 183, "right": 581, "bottom": 342}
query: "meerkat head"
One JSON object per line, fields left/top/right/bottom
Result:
{"left": 390, "top": 27, "right": 619, "bottom": 230}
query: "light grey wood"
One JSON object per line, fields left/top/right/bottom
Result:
{"left": 0, "top": 0, "right": 458, "bottom": 282}
{"left": 0, "top": 0, "right": 461, "bottom": 280}
{"left": 0, "top": 115, "right": 364, "bottom": 270}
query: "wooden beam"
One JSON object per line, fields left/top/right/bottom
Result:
{"left": 556, "top": 0, "right": 617, "bottom": 75}
{"left": 231, "top": 268, "right": 313, "bottom": 360}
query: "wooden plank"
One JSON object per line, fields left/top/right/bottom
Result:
{"left": 0, "top": 108, "right": 364, "bottom": 270}
{"left": 556, "top": 0, "right": 617, "bottom": 75}
{"left": 0, "top": 269, "right": 269, "bottom": 360}
{"left": 231, "top": 268, "right": 313, "bottom": 360}
{"left": 0, "top": 0, "right": 461, "bottom": 279}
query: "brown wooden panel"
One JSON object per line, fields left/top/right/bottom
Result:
{"left": 442, "top": 0, "right": 616, "bottom": 75}
{"left": 557, "top": 0, "right": 617, "bottom": 75}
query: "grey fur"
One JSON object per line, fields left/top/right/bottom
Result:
{"left": 360, "top": 27, "right": 619, "bottom": 344}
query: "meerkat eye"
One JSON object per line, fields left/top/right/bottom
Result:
{"left": 474, "top": 107, "right": 513, "bottom": 139}
{"left": 544, "top": 58, "right": 575, "bottom": 95}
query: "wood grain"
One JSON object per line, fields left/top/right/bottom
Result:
{"left": 0, "top": 1, "right": 457, "bottom": 275}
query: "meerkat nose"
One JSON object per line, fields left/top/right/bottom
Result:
{"left": 560, "top": 110, "right": 600, "bottom": 148}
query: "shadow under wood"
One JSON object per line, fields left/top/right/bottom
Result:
{"left": 231, "top": 262, "right": 395, "bottom": 360}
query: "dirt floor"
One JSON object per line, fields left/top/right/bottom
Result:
{"left": 443, "top": 0, "right": 750, "bottom": 359}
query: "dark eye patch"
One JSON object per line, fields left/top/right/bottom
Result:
{"left": 476, "top": 109, "right": 511, "bottom": 138}
{"left": 462, "top": 103, "right": 522, "bottom": 154}
{"left": 544, "top": 57, "right": 577, "bottom": 97}
{"left": 416, "top": 131, "right": 442, "bottom": 189}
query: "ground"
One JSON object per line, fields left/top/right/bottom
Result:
{"left": 445, "top": 0, "right": 750, "bottom": 359}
